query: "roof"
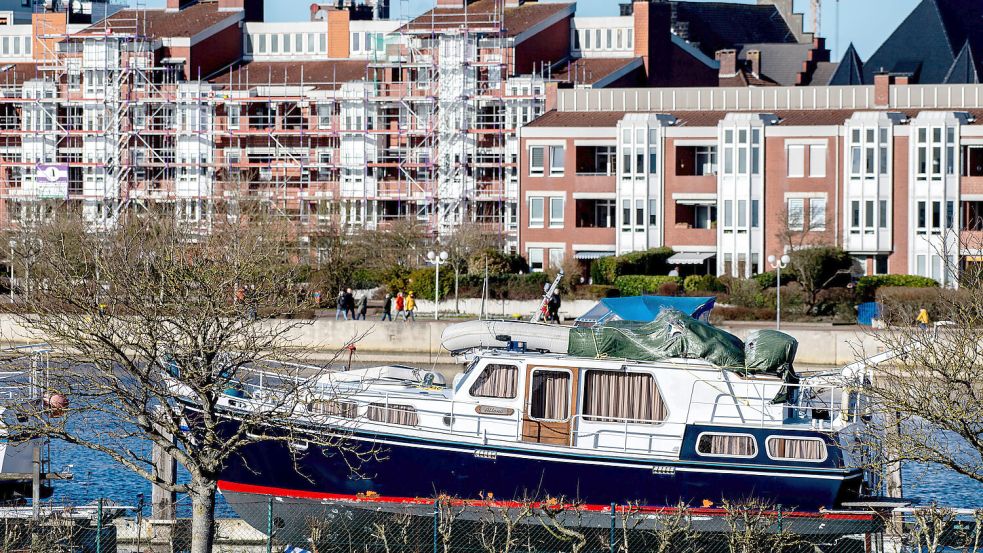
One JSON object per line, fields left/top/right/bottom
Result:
{"left": 209, "top": 60, "right": 370, "bottom": 90}
{"left": 404, "top": 0, "right": 572, "bottom": 37}
{"left": 86, "top": 1, "right": 239, "bottom": 38}
{"left": 863, "top": 0, "right": 983, "bottom": 84}
{"left": 526, "top": 110, "right": 628, "bottom": 128}
{"left": 810, "top": 61, "right": 839, "bottom": 86}
{"left": 738, "top": 43, "right": 812, "bottom": 86}
{"left": 550, "top": 57, "right": 642, "bottom": 87}
{"left": 829, "top": 43, "right": 863, "bottom": 86}
{"left": 718, "top": 70, "right": 779, "bottom": 88}
{"left": 944, "top": 41, "right": 980, "bottom": 84}
{"left": 672, "top": 1, "right": 799, "bottom": 58}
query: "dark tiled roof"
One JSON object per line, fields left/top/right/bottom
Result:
{"left": 829, "top": 43, "right": 863, "bottom": 86}
{"left": 526, "top": 110, "right": 627, "bottom": 128}
{"left": 673, "top": 1, "right": 798, "bottom": 58}
{"left": 810, "top": 61, "right": 839, "bottom": 86}
{"left": 209, "top": 60, "right": 370, "bottom": 90}
{"left": 405, "top": 0, "right": 572, "bottom": 38}
{"left": 944, "top": 41, "right": 980, "bottom": 84}
{"left": 87, "top": 2, "right": 239, "bottom": 39}
{"left": 863, "top": 0, "right": 983, "bottom": 84}
{"left": 550, "top": 57, "right": 642, "bottom": 86}
{"left": 738, "top": 43, "right": 811, "bottom": 86}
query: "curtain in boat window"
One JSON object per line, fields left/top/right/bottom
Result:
{"left": 367, "top": 403, "right": 418, "bottom": 426}
{"left": 767, "top": 437, "right": 825, "bottom": 460}
{"left": 309, "top": 399, "right": 357, "bottom": 418}
{"left": 529, "top": 370, "right": 570, "bottom": 420}
{"left": 582, "top": 371, "right": 666, "bottom": 424}
{"left": 697, "top": 433, "right": 757, "bottom": 457}
{"left": 470, "top": 364, "right": 518, "bottom": 398}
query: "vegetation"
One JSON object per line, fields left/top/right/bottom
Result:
{"left": 590, "top": 248, "right": 674, "bottom": 285}
{"left": 613, "top": 275, "right": 683, "bottom": 296}
{"left": 683, "top": 274, "right": 725, "bottom": 294}
{"left": 855, "top": 274, "right": 939, "bottom": 301}
{"left": 785, "top": 246, "right": 853, "bottom": 314}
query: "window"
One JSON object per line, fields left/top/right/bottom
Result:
{"left": 528, "top": 197, "right": 544, "bottom": 227}
{"left": 549, "top": 196, "right": 564, "bottom": 228}
{"left": 309, "top": 400, "right": 357, "bottom": 418}
{"left": 366, "top": 403, "right": 418, "bottom": 426}
{"left": 787, "top": 145, "right": 804, "bottom": 177}
{"left": 865, "top": 200, "right": 875, "bottom": 232}
{"left": 635, "top": 199, "right": 644, "bottom": 228}
{"left": 352, "top": 32, "right": 360, "bottom": 52}
{"left": 809, "top": 145, "right": 826, "bottom": 177}
{"left": 648, "top": 199, "right": 658, "bottom": 226}
{"left": 576, "top": 199, "right": 616, "bottom": 228}
{"left": 879, "top": 128, "right": 889, "bottom": 175}
{"left": 696, "top": 433, "right": 757, "bottom": 458}
{"left": 606, "top": 29, "right": 612, "bottom": 49}
{"left": 549, "top": 248, "right": 564, "bottom": 269}
{"left": 723, "top": 199, "right": 733, "bottom": 230}
{"left": 917, "top": 201, "right": 927, "bottom": 230}
{"left": 751, "top": 200, "right": 759, "bottom": 228}
{"left": 469, "top": 364, "right": 518, "bottom": 398}
{"left": 917, "top": 254, "right": 926, "bottom": 276}
{"left": 737, "top": 199, "right": 747, "bottom": 228}
{"left": 582, "top": 370, "right": 666, "bottom": 424}
{"left": 227, "top": 105, "right": 240, "bottom": 129}
{"left": 622, "top": 199, "right": 631, "bottom": 229}
{"left": 879, "top": 200, "right": 888, "bottom": 229}
{"left": 549, "top": 146, "right": 565, "bottom": 176}
{"left": 583, "top": 29, "right": 591, "bottom": 49}
{"left": 529, "top": 146, "right": 545, "bottom": 176}
{"left": 529, "top": 369, "right": 571, "bottom": 421}
{"left": 947, "top": 200, "right": 955, "bottom": 229}
{"left": 875, "top": 255, "right": 888, "bottom": 275}
{"left": 271, "top": 33, "right": 279, "bottom": 53}
{"left": 787, "top": 198, "right": 804, "bottom": 231}
{"left": 766, "top": 437, "right": 827, "bottom": 461}
{"left": 809, "top": 198, "right": 826, "bottom": 230}
{"left": 528, "top": 248, "right": 544, "bottom": 272}
{"left": 932, "top": 200, "right": 941, "bottom": 230}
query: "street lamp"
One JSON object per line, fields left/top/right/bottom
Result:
{"left": 427, "top": 250, "right": 448, "bottom": 320}
{"left": 767, "top": 254, "right": 791, "bottom": 330}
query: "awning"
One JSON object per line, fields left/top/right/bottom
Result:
{"left": 667, "top": 251, "right": 715, "bottom": 264}
{"left": 575, "top": 251, "right": 616, "bottom": 260}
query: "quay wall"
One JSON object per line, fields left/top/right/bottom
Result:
{"left": 0, "top": 313, "right": 886, "bottom": 367}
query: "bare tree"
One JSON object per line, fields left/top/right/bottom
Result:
{"left": 443, "top": 222, "right": 505, "bottom": 312}
{"left": 772, "top": 203, "right": 852, "bottom": 314}
{"left": 4, "top": 210, "right": 365, "bottom": 553}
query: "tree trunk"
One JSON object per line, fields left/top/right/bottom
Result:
{"left": 189, "top": 477, "right": 217, "bottom": 553}
{"left": 454, "top": 267, "right": 460, "bottom": 314}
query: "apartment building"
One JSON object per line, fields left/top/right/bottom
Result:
{"left": 518, "top": 77, "right": 983, "bottom": 284}
{"left": 0, "top": 0, "right": 827, "bottom": 257}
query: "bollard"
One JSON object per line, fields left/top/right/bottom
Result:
{"left": 267, "top": 495, "right": 274, "bottom": 553}
{"left": 96, "top": 497, "right": 103, "bottom": 553}
{"left": 777, "top": 504, "right": 783, "bottom": 533}
{"left": 609, "top": 502, "right": 616, "bottom": 553}
{"left": 432, "top": 499, "right": 439, "bottom": 553}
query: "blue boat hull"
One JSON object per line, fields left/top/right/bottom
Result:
{"left": 216, "top": 423, "right": 862, "bottom": 512}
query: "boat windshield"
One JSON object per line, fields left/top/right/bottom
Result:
{"left": 455, "top": 357, "right": 481, "bottom": 393}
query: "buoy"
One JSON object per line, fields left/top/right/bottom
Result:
{"left": 43, "top": 394, "right": 68, "bottom": 417}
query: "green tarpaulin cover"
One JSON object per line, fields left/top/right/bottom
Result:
{"left": 568, "top": 308, "right": 746, "bottom": 369}
{"left": 745, "top": 329, "right": 798, "bottom": 374}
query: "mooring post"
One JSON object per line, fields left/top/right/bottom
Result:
{"left": 432, "top": 499, "right": 439, "bottom": 553}
{"left": 266, "top": 495, "right": 274, "bottom": 553}
{"left": 777, "top": 504, "right": 783, "bottom": 533}
{"left": 96, "top": 497, "right": 103, "bottom": 553}
{"left": 31, "top": 442, "right": 40, "bottom": 518}
{"left": 609, "top": 503, "right": 616, "bottom": 553}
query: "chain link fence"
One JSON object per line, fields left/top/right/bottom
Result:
{"left": 2, "top": 497, "right": 982, "bottom": 552}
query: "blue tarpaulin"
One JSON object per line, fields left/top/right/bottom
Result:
{"left": 574, "top": 296, "right": 716, "bottom": 327}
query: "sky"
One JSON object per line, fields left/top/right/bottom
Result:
{"left": 136, "top": 0, "right": 923, "bottom": 61}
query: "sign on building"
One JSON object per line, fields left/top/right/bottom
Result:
{"left": 35, "top": 164, "right": 69, "bottom": 200}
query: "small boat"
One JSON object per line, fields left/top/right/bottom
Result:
{"left": 175, "top": 313, "right": 886, "bottom": 535}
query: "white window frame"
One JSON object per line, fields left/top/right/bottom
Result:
{"left": 764, "top": 436, "right": 828, "bottom": 463}
{"left": 528, "top": 196, "right": 544, "bottom": 228}
{"left": 529, "top": 146, "right": 545, "bottom": 176}
{"left": 809, "top": 198, "right": 826, "bottom": 231}
{"left": 549, "top": 146, "right": 565, "bottom": 176}
{"left": 809, "top": 144, "right": 826, "bottom": 177}
{"left": 695, "top": 432, "right": 758, "bottom": 459}
{"left": 527, "top": 367, "right": 573, "bottom": 423}
{"left": 787, "top": 145, "right": 805, "bottom": 178}
{"left": 548, "top": 196, "right": 564, "bottom": 228}
{"left": 528, "top": 247, "right": 544, "bottom": 272}
{"left": 787, "top": 198, "right": 804, "bottom": 231}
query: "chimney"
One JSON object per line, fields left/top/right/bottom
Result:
{"left": 895, "top": 75, "right": 910, "bottom": 85}
{"left": 715, "top": 49, "right": 737, "bottom": 77}
{"left": 326, "top": 7, "right": 351, "bottom": 58}
{"left": 746, "top": 49, "right": 761, "bottom": 77}
{"left": 874, "top": 72, "right": 891, "bottom": 107}
{"left": 633, "top": 0, "right": 672, "bottom": 86}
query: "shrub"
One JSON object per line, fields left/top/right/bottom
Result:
{"left": 856, "top": 274, "right": 939, "bottom": 301}
{"left": 683, "top": 274, "right": 725, "bottom": 294}
{"left": 587, "top": 285, "right": 620, "bottom": 299}
{"left": 468, "top": 249, "right": 528, "bottom": 276}
{"left": 710, "top": 306, "right": 777, "bottom": 322}
{"left": 875, "top": 286, "right": 957, "bottom": 325}
{"left": 751, "top": 270, "right": 796, "bottom": 289}
{"left": 591, "top": 248, "right": 674, "bottom": 284}
{"left": 720, "top": 277, "right": 764, "bottom": 308}
{"left": 613, "top": 275, "right": 683, "bottom": 296}
{"left": 406, "top": 267, "right": 454, "bottom": 300}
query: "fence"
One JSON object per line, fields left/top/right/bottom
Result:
{"left": 4, "top": 496, "right": 983, "bottom": 552}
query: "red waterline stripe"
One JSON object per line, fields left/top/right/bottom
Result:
{"left": 217, "top": 480, "right": 874, "bottom": 521}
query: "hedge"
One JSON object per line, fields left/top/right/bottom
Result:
{"left": 856, "top": 275, "right": 938, "bottom": 301}
{"left": 405, "top": 267, "right": 454, "bottom": 300}
{"left": 683, "top": 274, "right": 725, "bottom": 293}
{"left": 614, "top": 275, "right": 683, "bottom": 296}
{"left": 590, "top": 248, "right": 675, "bottom": 285}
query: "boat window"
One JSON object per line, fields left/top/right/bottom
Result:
{"left": 470, "top": 364, "right": 518, "bottom": 399}
{"left": 766, "top": 436, "right": 827, "bottom": 462}
{"left": 309, "top": 399, "right": 357, "bottom": 418}
{"left": 696, "top": 432, "right": 757, "bottom": 458}
{"left": 366, "top": 403, "right": 419, "bottom": 426}
{"left": 582, "top": 370, "right": 667, "bottom": 424}
{"left": 529, "top": 369, "right": 571, "bottom": 421}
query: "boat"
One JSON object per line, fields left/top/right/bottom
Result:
{"left": 174, "top": 312, "right": 885, "bottom": 536}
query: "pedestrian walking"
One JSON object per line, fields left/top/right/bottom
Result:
{"left": 381, "top": 293, "right": 393, "bottom": 321}
{"left": 547, "top": 291, "right": 561, "bottom": 324}
{"left": 916, "top": 308, "right": 930, "bottom": 331}
{"left": 343, "top": 288, "right": 356, "bottom": 320}
{"left": 404, "top": 291, "right": 417, "bottom": 321}
{"left": 395, "top": 292, "right": 405, "bottom": 320}
{"left": 335, "top": 289, "right": 347, "bottom": 320}
{"left": 356, "top": 294, "right": 368, "bottom": 320}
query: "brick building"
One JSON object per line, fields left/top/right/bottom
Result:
{"left": 518, "top": 78, "right": 983, "bottom": 285}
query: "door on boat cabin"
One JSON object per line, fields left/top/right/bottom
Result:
{"left": 521, "top": 366, "right": 577, "bottom": 446}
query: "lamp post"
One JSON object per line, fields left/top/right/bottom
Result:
{"left": 427, "top": 250, "right": 448, "bottom": 320}
{"left": 767, "top": 254, "right": 791, "bottom": 330}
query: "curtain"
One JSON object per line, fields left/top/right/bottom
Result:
{"left": 470, "top": 364, "right": 518, "bottom": 398}
{"left": 582, "top": 371, "right": 667, "bottom": 424}
{"left": 367, "top": 403, "right": 419, "bottom": 426}
{"left": 530, "top": 371, "right": 570, "bottom": 420}
{"left": 699, "top": 433, "right": 756, "bottom": 457}
{"left": 768, "top": 437, "right": 825, "bottom": 460}
{"left": 311, "top": 400, "right": 356, "bottom": 418}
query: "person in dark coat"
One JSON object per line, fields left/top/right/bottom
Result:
{"left": 356, "top": 295, "right": 368, "bottom": 320}
{"left": 381, "top": 293, "right": 393, "bottom": 321}
{"left": 547, "top": 292, "right": 561, "bottom": 324}
{"left": 343, "top": 288, "right": 356, "bottom": 320}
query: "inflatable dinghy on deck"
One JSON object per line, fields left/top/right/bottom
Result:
{"left": 440, "top": 320, "right": 571, "bottom": 354}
